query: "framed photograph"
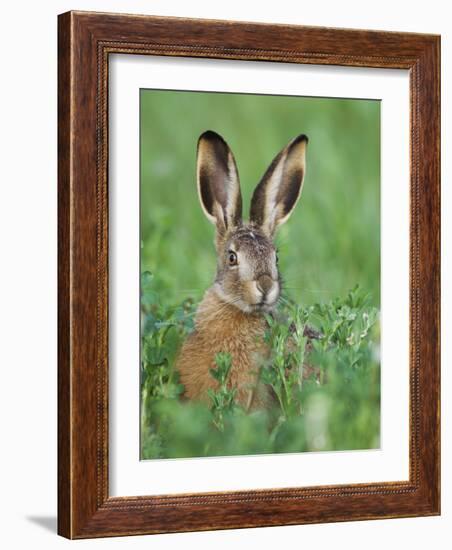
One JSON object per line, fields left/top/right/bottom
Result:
{"left": 58, "top": 11, "right": 440, "bottom": 538}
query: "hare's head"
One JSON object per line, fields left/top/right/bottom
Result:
{"left": 197, "top": 130, "right": 307, "bottom": 314}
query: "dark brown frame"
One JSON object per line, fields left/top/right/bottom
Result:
{"left": 58, "top": 10, "right": 440, "bottom": 539}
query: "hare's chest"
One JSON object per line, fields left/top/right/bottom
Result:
{"left": 203, "top": 322, "right": 268, "bottom": 373}
{"left": 176, "top": 312, "right": 271, "bottom": 408}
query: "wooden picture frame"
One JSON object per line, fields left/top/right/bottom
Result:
{"left": 58, "top": 10, "right": 440, "bottom": 539}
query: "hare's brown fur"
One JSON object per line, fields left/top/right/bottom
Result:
{"left": 177, "top": 288, "right": 273, "bottom": 409}
{"left": 175, "top": 130, "right": 308, "bottom": 410}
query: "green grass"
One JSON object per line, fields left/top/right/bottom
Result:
{"left": 140, "top": 89, "right": 380, "bottom": 458}
{"left": 141, "top": 279, "right": 380, "bottom": 459}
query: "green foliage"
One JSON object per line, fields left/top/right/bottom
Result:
{"left": 208, "top": 353, "right": 238, "bottom": 431}
{"left": 261, "top": 304, "right": 310, "bottom": 419}
{"left": 141, "top": 277, "right": 380, "bottom": 459}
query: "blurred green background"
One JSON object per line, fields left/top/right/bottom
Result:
{"left": 140, "top": 90, "right": 380, "bottom": 309}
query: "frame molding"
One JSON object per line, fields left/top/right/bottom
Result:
{"left": 58, "top": 11, "right": 440, "bottom": 538}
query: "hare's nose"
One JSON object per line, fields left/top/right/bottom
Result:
{"left": 256, "top": 275, "right": 273, "bottom": 296}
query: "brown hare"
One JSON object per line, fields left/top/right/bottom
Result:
{"left": 176, "top": 130, "right": 308, "bottom": 410}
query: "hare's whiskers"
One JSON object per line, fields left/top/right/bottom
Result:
{"left": 277, "top": 295, "right": 292, "bottom": 308}
{"left": 197, "top": 297, "right": 243, "bottom": 327}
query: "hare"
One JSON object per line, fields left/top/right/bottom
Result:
{"left": 176, "top": 130, "right": 308, "bottom": 410}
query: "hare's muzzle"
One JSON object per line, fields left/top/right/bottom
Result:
{"left": 255, "top": 274, "right": 279, "bottom": 307}
{"left": 256, "top": 274, "right": 273, "bottom": 295}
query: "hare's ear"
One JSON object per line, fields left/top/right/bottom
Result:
{"left": 249, "top": 135, "right": 308, "bottom": 237}
{"left": 197, "top": 131, "right": 242, "bottom": 235}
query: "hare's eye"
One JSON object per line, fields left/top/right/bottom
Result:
{"left": 228, "top": 250, "right": 238, "bottom": 266}
{"left": 276, "top": 252, "right": 279, "bottom": 264}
